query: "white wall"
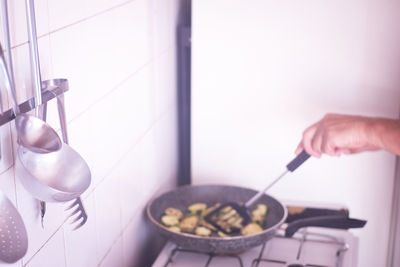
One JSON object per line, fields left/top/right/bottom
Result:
{"left": 192, "top": 1, "right": 400, "bottom": 266}
{"left": 0, "top": 0, "right": 180, "bottom": 266}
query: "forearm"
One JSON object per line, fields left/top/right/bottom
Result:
{"left": 368, "top": 118, "right": 400, "bottom": 156}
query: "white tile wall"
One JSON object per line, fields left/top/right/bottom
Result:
{"left": 0, "top": 0, "right": 180, "bottom": 266}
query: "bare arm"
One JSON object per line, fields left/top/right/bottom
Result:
{"left": 296, "top": 114, "right": 400, "bottom": 157}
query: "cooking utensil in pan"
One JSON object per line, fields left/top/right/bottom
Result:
{"left": 147, "top": 184, "right": 365, "bottom": 253}
{"left": 0, "top": 44, "right": 61, "bottom": 153}
{"left": 0, "top": 190, "right": 28, "bottom": 263}
{"left": 205, "top": 150, "right": 310, "bottom": 233}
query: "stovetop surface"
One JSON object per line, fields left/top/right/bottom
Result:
{"left": 152, "top": 228, "right": 358, "bottom": 267}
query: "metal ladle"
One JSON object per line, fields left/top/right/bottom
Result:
{"left": 0, "top": 44, "right": 62, "bottom": 153}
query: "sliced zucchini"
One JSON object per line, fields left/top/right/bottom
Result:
{"left": 168, "top": 226, "right": 181, "bottom": 233}
{"left": 161, "top": 215, "right": 180, "bottom": 226}
{"left": 241, "top": 223, "right": 263, "bottom": 236}
{"left": 188, "top": 203, "right": 207, "bottom": 215}
{"left": 230, "top": 217, "right": 244, "bottom": 229}
{"left": 195, "top": 226, "right": 212, "bottom": 237}
{"left": 252, "top": 204, "right": 268, "bottom": 216}
{"left": 179, "top": 216, "right": 199, "bottom": 233}
{"left": 165, "top": 207, "right": 183, "bottom": 219}
{"left": 202, "top": 203, "right": 221, "bottom": 217}
{"left": 217, "top": 231, "right": 231, "bottom": 238}
{"left": 200, "top": 220, "right": 217, "bottom": 231}
{"left": 219, "top": 209, "right": 237, "bottom": 221}
{"left": 251, "top": 204, "right": 268, "bottom": 225}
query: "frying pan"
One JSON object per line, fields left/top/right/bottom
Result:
{"left": 147, "top": 184, "right": 367, "bottom": 253}
{"left": 147, "top": 184, "right": 286, "bottom": 253}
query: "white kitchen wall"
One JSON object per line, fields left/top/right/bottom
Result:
{"left": 0, "top": 0, "right": 181, "bottom": 266}
{"left": 192, "top": 1, "right": 400, "bottom": 267}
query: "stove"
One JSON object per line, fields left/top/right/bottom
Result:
{"left": 152, "top": 203, "right": 361, "bottom": 267}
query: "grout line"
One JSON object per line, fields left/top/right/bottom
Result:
{"left": 66, "top": 44, "right": 174, "bottom": 126}
{"left": 83, "top": 101, "right": 175, "bottom": 199}
{"left": 22, "top": 216, "right": 69, "bottom": 266}
{"left": 89, "top": 103, "right": 176, "bottom": 265}
{"left": 21, "top": 102, "right": 176, "bottom": 266}
{"left": 61, "top": 227, "right": 68, "bottom": 267}
{"left": 10, "top": 0, "right": 138, "bottom": 50}
{"left": 99, "top": 178, "right": 173, "bottom": 266}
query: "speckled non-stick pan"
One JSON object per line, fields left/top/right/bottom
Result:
{"left": 147, "top": 184, "right": 287, "bottom": 253}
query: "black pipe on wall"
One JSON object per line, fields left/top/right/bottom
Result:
{"left": 177, "top": 0, "right": 192, "bottom": 186}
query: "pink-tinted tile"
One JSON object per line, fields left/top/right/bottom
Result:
{"left": 14, "top": 176, "right": 66, "bottom": 262}
{"left": 93, "top": 174, "right": 122, "bottom": 261}
{"left": 63, "top": 195, "right": 98, "bottom": 267}
{"left": 47, "top": 0, "right": 87, "bottom": 32}
{"left": 66, "top": 66, "right": 153, "bottom": 190}
{"left": 50, "top": 0, "right": 152, "bottom": 123}
{"left": 99, "top": 235, "right": 123, "bottom": 267}
{"left": 0, "top": 124, "right": 14, "bottom": 175}
{"left": 24, "top": 228, "right": 66, "bottom": 267}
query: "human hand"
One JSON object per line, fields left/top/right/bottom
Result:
{"left": 295, "top": 114, "right": 380, "bottom": 158}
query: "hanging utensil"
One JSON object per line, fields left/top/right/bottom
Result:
{"left": 0, "top": 46, "right": 61, "bottom": 153}
{"left": 0, "top": 190, "right": 28, "bottom": 263}
{"left": 204, "top": 151, "right": 310, "bottom": 234}
{"left": 16, "top": 142, "right": 91, "bottom": 202}
{"left": 54, "top": 82, "right": 89, "bottom": 230}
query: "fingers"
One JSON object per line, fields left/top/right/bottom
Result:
{"left": 310, "top": 127, "right": 323, "bottom": 158}
{"left": 300, "top": 122, "right": 321, "bottom": 158}
{"left": 295, "top": 142, "right": 304, "bottom": 155}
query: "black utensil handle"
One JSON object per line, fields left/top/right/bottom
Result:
{"left": 286, "top": 150, "right": 310, "bottom": 172}
{"left": 285, "top": 215, "right": 367, "bottom": 237}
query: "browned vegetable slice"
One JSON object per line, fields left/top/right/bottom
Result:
{"left": 241, "top": 223, "right": 263, "bottom": 236}
{"left": 179, "top": 216, "right": 199, "bottom": 232}
{"left": 251, "top": 204, "right": 268, "bottom": 225}
{"left": 188, "top": 203, "right": 207, "bottom": 214}
{"left": 165, "top": 207, "right": 183, "bottom": 219}
{"left": 195, "top": 226, "right": 212, "bottom": 237}
{"left": 161, "top": 215, "right": 180, "bottom": 226}
{"left": 200, "top": 220, "right": 217, "bottom": 231}
{"left": 202, "top": 203, "right": 221, "bottom": 217}
{"left": 168, "top": 226, "right": 181, "bottom": 232}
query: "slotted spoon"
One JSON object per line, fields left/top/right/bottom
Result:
{"left": 0, "top": 190, "right": 28, "bottom": 263}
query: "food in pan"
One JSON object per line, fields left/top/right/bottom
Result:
{"left": 160, "top": 203, "right": 268, "bottom": 237}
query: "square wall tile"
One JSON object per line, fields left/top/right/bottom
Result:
{"left": 66, "top": 65, "right": 153, "bottom": 190}
{"left": 0, "top": 123, "right": 14, "bottom": 178}
{"left": 99, "top": 235, "right": 123, "bottom": 267}
{"left": 47, "top": 0, "right": 87, "bottom": 32}
{"left": 0, "top": 167, "right": 16, "bottom": 205}
{"left": 24, "top": 228, "right": 66, "bottom": 267}
{"left": 93, "top": 174, "right": 122, "bottom": 262}
{"left": 14, "top": 176, "right": 66, "bottom": 262}
{"left": 117, "top": 143, "right": 146, "bottom": 228}
{"left": 85, "top": 0, "right": 128, "bottom": 18}
{"left": 50, "top": 0, "right": 152, "bottom": 123}
{"left": 63, "top": 195, "right": 98, "bottom": 267}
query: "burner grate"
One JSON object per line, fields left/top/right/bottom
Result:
{"left": 251, "top": 230, "right": 349, "bottom": 267}
{"left": 163, "top": 247, "right": 244, "bottom": 267}
{"left": 161, "top": 229, "right": 350, "bottom": 267}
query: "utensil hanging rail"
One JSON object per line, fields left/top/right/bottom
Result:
{"left": 0, "top": 78, "right": 69, "bottom": 127}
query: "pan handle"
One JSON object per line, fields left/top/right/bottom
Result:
{"left": 284, "top": 215, "right": 367, "bottom": 237}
